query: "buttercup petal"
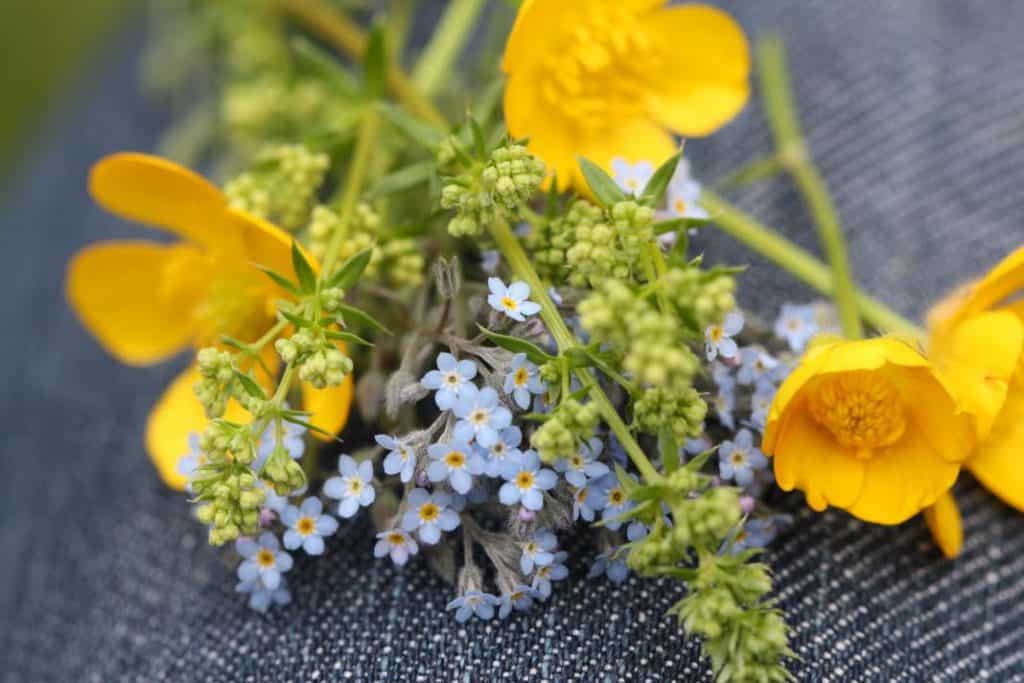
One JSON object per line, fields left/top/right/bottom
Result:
{"left": 89, "top": 153, "right": 243, "bottom": 253}
{"left": 923, "top": 491, "right": 963, "bottom": 559}
{"left": 928, "top": 245, "right": 1024, "bottom": 330}
{"left": 967, "top": 378, "right": 1024, "bottom": 512}
{"left": 643, "top": 4, "right": 750, "bottom": 137}
{"left": 66, "top": 240, "right": 202, "bottom": 366}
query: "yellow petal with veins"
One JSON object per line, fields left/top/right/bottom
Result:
{"left": 66, "top": 240, "right": 203, "bottom": 366}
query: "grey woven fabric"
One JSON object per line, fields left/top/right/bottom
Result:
{"left": 3, "top": 2, "right": 1024, "bottom": 681}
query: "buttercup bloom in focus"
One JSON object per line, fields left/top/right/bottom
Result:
{"left": 762, "top": 337, "right": 974, "bottom": 524}
{"left": 66, "top": 153, "right": 352, "bottom": 489}
{"left": 502, "top": 0, "right": 749, "bottom": 192}
{"left": 923, "top": 245, "right": 1024, "bottom": 556}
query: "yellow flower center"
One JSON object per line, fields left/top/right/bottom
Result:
{"left": 516, "top": 471, "right": 536, "bottom": 490}
{"left": 809, "top": 370, "right": 906, "bottom": 457}
{"left": 539, "top": 6, "right": 658, "bottom": 135}
{"left": 297, "top": 517, "right": 316, "bottom": 536}
{"left": 387, "top": 532, "right": 406, "bottom": 545}
{"left": 609, "top": 487, "right": 625, "bottom": 505}
{"left": 514, "top": 367, "right": 530, "bottom": 386}
{"left": 673, "top": 197, "right": 688, "bottom": 215}
{"left": 419, "top": 502, "right": 440, "bottom": 523}
{"left": 501, "top": 296, "right": 518, "bottom": 311}
{"left": 470, "top": 409, "right": 489, "bottom": 425}
{"left": 445, "top": 451, "right": 466, "bottom": 468}
{"left": 708, "top": 325, "right": 724, "bottom": 342}
{"left": 256, "top": 549, "right": 276, "bottom": 568}
{"left": 348, "top": 478, "right": 363, "bottom": 494}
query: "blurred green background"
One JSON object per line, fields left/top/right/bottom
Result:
{"left": 0, "top": 1, "right": 137, "bottom": 177}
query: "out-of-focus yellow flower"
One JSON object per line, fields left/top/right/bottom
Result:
{"left": 66, "top": 153, "right": 352, "bottom": 490}
{"left": 923, "top": 246, "right": 1024, "bottom": 556}
{"left": 763, "top": 337, "right": 974, "bottom": 525}
{"left": 502, "top": 0, "right": 749, "bottom": 193}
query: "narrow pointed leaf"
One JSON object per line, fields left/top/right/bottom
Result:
{"left": 477, "top": 325, "right": 556, "bottom": 364}
{"left": 640, "top": 151, "right": 682, "bottom": 205}
{"left": 291, "top": 241, "right": 317, "bottom": 294}
{"left": 253, "top": 264, "right": 301, "bottom": 296}
{"left": 327, "top": 247, "right": 375, "bottom": 290}
{"left": 378, "top": 103, "right": 445, "bottom": 148}
{"left": 337, "top": 304, "right": 391, "bottom": 335}
{"left": 577, "top": 156, "right": 626, "bottom": 207}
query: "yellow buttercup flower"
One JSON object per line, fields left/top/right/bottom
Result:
{"left": 502, "top": 0, "right": 749, "bottom": 193}
{"left": 66, "top": 153, "right": 352, "bottom": 490}
{"left": 923, "top": 246, "right": 1024, "bottom": 556}
{"left": 763, "top": 337, "right": 974, "bottom": 525}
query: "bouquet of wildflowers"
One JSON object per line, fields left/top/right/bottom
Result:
{"left": 65, "top": 1, "right": 1024, "bottom": 681}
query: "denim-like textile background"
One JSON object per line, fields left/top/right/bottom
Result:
{"left": 2, "top": 2, "right": 1023, "bottom": 681}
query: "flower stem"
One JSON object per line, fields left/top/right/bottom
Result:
{"left": 699, "top": 190, "right": 923, "bottom": 339}
{"left": 757, "top": 35, "right": 864, "bottom": 339}
{"left": 274, "top": 0, "right": 448, "bottom": 128}
{"left": 488, "top": 217, "right": 661, "bottom": 483}
{"left": 322, "top": 107, "right": 380, "bottom": 274}
{"left": 411, "top": 0, "right": 487, "bottom": 97}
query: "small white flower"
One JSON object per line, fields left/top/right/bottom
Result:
{"left": 774, "top": 303, "right": 819, "bottom": 352}
{"left": 611, "top": 157, "right": 654, "bottom": 195}
{"left": 420, "top": 352, "right": 478, "bottom": 410}
{"left": 718, "top": 429, "right": 768, "bottom": 487}
{"left": 401, "top": 488, "right": 460, "bottom": 545}
{"left": 487, "top": 277, "right": 541, "bottom": 322}
{"left": 377, "top": 433, "right": 416, "bottom": 483}
{"left": 666, "top": 158, "right": 709, "bottom": 220}
{"left": 323, "top": 455, "right": 376, "bottom": 518}
{"left": 705, "top": 311, "right": 744, "bottom": 361}
{"left": 374, "top": 528, "right": 419, "bottom": 566}
{"left": 281, "top": 497, "right": 338, "bottom": 556}
{"left": 737, "top": 346, "right": 779, "bottom": 386}
{"left": 503, "top": 354, "right": 546, "bottom": 410}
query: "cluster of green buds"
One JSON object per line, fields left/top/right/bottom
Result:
{"left": 276, "top": 328, "right": 354, "bottom": 389}
{"left": 671, "top": 553, "right": 791, "bottom": 682}
{"left": 225, "top": 144, "right": 330, "bottom": 232}
{"left": 579, "top": 280, "right": 699, "bottom": 393}
{"left": 306, "top": 204, "right": 424, "bottom": 287}
{"left": 531, "top": 398, "right": 601, "bottom": 464}
{"left": 190, "top": 420, "right": 262, "bottom": 546}
{"left": 194, "top": 348, "right": 238, "bottom": 418}
{"left": 633, "top": 386, "right": 707, "bottom": 443}
{"left": 561, "top": 200, "right": 655, "bottom": 288}
{"left": 663, "top": 265, "right": 738, "bottom": 332}
{"left": 440, "top": 142, "right": 545, "bottom": 237}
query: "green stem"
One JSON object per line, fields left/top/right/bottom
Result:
{"left": 699, "top": 190, "right": 923, "bottom": 339}
{"left": 322, "top": 107, "right": 380, "bottom": 274}
{"left": 488, "top": 217, "right": 661, "bottom": 483}
{"left": 411, "top": 0, "right": 487, "bottom": 97}
{"left": 758, "top": 35, "right": 864, "bottom": 340}
{"left": 275, "top": 0, "right": 448, "bottom": 128}
{"left": 643, "top": 243, "right": 670, "bottom": 313}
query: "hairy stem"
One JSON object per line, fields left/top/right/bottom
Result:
{"left": 411, "top": 0, "right": 487, "bottom": 97}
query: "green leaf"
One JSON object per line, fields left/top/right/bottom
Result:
{"left": 325, "top": 329, "right": 374, "bottom": 347}
{"left": 640, "top": 151, "right": 681, "bottom": 204}
{"left": 253, "top": 264, "right": 301, "bottom": 297}
{"left": 659, "top": 426, "right": 680, "bottom": 473}
{"left": 291, "top": 242, "right": 317, "bottom": 294}
{"left": 368, "top": 161, "right": 435, "bottom": 197}
{"left": 377, "top": 102, "right": 445, "bottom": 148}
{"left": 630, "top": 483, "right": 671, "bottom": 502}
{"left": 685, "top": 446, "right": 719, "bottom": 472}
{"left": 281, "top": 415, "right": 336, "bottom": 439}
{"left": 563, "top": 346, "right": 594, "bottom": 369}
{"left": 327, "top": 247, "right": 375, "bottom": 290}
{"left": 233, "top": 371, "right": 266, "bottom": 400}
{"left": 290, "top": 37, "right": 361, "bottom": 97}
{"left": 219, "top": 335, "right": 248, "bottom": 352}
{"left": 477, "top": 325, "right": 556, "bottom": 364}
{"left": 337, "top": 304, "right": 391, "bottom": 335}
{"left": 614, "top": 463, "right": 639, "bottom": 492}
{"left": 468, "top": 115, "right": 488, "bottom": 159}
{"left": 653, "top": 216, "right": 712, "bottom": 234}
{"left": 363, "top": 24, "right": 387, "bottom": 99}
{"left": 278, "top": 309, "right": 312, "bottom": 329}
{"left": 577, "top": 156, "right": 626, "bottom": 207}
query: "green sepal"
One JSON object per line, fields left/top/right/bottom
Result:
{"left": 291, "top": 242, "right": 317, "bottom": 294}
{"left": 659, "top": 426, "right": 680, "bottom": 473}
{"left": 640, "top": 151, "right": 681, "bottom": 205}
{"left": 477, "top": 325, "right": 556, "bottom": 364}
{"left": 577, "top": 156, "right": 626, "bottom": 207}
{"left": 467, "top": 115, "right": 488, "bottom": 160}
{"left": 685, "top": 446, "right": 719, "bottom": 472}
{"left": 327, "top": 247, "right": 374, "bottom": 290}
